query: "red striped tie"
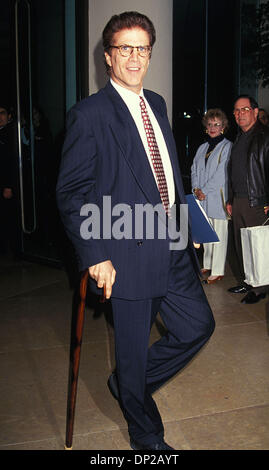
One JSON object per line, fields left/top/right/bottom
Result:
{"left": 140, "top": 96, "right": 170, "bottom": 215}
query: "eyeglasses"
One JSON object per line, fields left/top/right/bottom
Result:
{"left": 109, "top": 44, "right": 152, "bottom": 57}
{"left": 233, "top": 106, "right": 252, "bottom": 115}
{"left": 206, "top": 122, "right": 222, "bottom": 128}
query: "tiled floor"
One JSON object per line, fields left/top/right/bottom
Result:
{"left": 0, "top": 252, "right": 269, "bottom": 450}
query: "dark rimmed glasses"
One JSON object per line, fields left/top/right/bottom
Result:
{"left": 109, "top": 44, "right": 152, "bottom": 57}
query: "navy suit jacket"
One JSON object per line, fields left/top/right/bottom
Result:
{"left": 56, "top": 81, "right": 198, "bottom": 299}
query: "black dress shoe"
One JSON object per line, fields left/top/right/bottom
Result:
{"left": 228, "top": 284, "right": 251, "bottom": 294}
{"left": 241, "top": 291, "right": 266, "bottom": 304}
{"left": 130, "top": 439, "right": 174, "bottom": 450}
{"left": 107, "top": 372, "right": 119, "bottom": 401}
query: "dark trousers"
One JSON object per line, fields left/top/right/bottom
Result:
{"left": 232, "top": 197, "right": 268, "bottom": 292}
{"left": 111, "top": 248, "right": 215, "bottom": 445}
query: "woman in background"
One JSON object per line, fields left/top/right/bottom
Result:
{"left": 191, "top": 108, "right": 232, "bottom": 284}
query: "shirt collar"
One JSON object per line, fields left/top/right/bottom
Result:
{"left": 110, "top": 78, "right": 144, "bottom": 104}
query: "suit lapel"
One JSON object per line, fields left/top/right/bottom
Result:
{"left": 104, "top": 83, "right": 162, "bottom": 207}
{"left": 104, "top": 82, "right": 186, "bottom": 207}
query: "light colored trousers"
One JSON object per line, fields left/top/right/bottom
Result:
{"left": 203, "top": 218, "right": 228, "bottom": 276}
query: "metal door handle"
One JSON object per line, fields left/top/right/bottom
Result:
{"left": 15, "top": 0, "right": 36, "bottom": 234}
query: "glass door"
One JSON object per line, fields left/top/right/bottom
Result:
{"left": 14, "top": 0, "right": 83, "bottom": 265}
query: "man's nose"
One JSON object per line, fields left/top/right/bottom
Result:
{"left": 129, "top": 47, "right": 139, "bottom": 59}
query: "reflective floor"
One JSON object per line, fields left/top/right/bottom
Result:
{"left": 1, "top": 251, "right": 269, "bottom": 450}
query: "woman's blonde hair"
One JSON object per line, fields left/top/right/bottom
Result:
{"left": 202, "top": 108, "right": 229, "bottom": 133}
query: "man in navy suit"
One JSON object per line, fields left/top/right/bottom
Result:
{"left": 56, "top": 11, "right": 215, "bottom": 450}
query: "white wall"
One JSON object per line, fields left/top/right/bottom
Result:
{"left": 88, "top": 0, "right": 173, "bottom": 121}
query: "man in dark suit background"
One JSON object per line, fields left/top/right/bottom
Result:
{"left": 226, "top": 95, "right": 269, "bottom": 304}
{"left": 56, "top": 11, "right": 215, "bottom": 450}
{"left": 0, "top": 103, "right": 20, "bottom": 256}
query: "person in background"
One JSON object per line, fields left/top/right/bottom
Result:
{"left": 191, "top": 109, "right": 232, "bottom": 284}
{"left": 0, "top": 104, "right": 12, "bottom": 202}
{"left": 258, "top": 108, "right": 269, "bottom": 127}
{"left": 226, "top": 95, "right": 269, "bottom": 304}
{"left": 0, "top": 103, "right": 20, "bottom": 256}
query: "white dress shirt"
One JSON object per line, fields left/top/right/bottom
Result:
{"left": 110, "top": 79, "right": 175, "bottom": 207}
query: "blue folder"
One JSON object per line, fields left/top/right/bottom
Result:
{"left": 185, "top": 194, "right": 219, "bottom": 243}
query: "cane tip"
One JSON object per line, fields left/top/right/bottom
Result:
{"left": 64, "top": 445, "right": 73, "bottom": 450}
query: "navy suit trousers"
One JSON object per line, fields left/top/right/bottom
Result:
{"left": 111, "top": 248, "right": 215, "bottom": 445}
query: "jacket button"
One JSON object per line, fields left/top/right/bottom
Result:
{"left": 137, "top": 241, "right": 143, "bottom": 246}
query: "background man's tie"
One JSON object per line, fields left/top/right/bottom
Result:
{"left": 140, "top": 96, "right": 170, "bottom": 216}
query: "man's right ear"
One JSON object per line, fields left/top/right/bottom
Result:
{"left": 104, "top": 52, "right": 112, "bottom": 68}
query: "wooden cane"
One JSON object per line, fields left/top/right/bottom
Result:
{"left": 65, "top": 268, "right": 89, "bottom": 450}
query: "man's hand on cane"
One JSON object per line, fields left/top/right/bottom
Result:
{"left": 89, "top": 260, "right": 116, "bottom": 300}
